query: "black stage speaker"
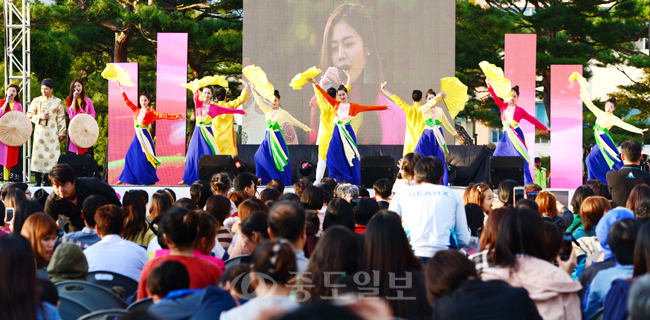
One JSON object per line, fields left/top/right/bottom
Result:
{"left": 490, "top": 156, "right": 524, "bottom": 188}
{"left": 58, "top": 154, "right": 98, "bottom": 178}
{"left": 360, "top": 156, "right": 395, "bottom": 188}
{"left": 198, "top": 155, "right": 238, "bottom": 182}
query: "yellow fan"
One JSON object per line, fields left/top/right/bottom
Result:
{"left": 289, "top": 66, "right": 322, "bottom": 90}
{"left": 479, "top": 61, "right": 512, "bottom": 99}
{"left": 101, "top": 64, "right": 136, "bottom": 87}
{"left": 243, "top": 65, "right": 275, "bottom": 103}
{"left": 181, "top": 75, "right": 229, "bottom": 93}
{"left": 440, "top": 77, "right": 468, "bottom": 118}
{"left": 569, "top": 72, "right": 588, "bottom": 91}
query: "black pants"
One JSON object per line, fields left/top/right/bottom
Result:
{"left": 35, "top": 172, "right": 49, "bottom": 186}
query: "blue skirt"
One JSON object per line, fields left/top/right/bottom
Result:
{"left": 119, "top": 131, "right": 159, "bottom": 185}
{"left": 183, "top": 126, "right": 214, "bottom": 184}
{"left": 586, "top": 133, "right": 622, "bottom": 184}
{"left": 327, "top": 124, "right": 361, "bottom": 186}
{"left": 494, "top": 127, "right": 532, "bottom": 184}
{"left": 414, "top": 127, "right": 449, "bottom": 186}
{"left": 254, "top": 130, "right": 292, "bottom": 186}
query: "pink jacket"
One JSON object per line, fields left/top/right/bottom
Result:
{"left": 488, "top": 86, "right": 548, "bottom": 130}
{"left": 481, "top": 257, "right": 581, "bottom": 320}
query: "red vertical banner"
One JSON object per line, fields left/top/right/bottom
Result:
{"left": 155, "top": 33, "right": 188, "bottom": 185}
{"left": 504, "top": 34, "right": 537, "bottom": 177}
{"left": 551, "top": 65, "right": 583, "bottom": 188}
{"left": 107, "top": 63, "right": 138, "bottom": 184}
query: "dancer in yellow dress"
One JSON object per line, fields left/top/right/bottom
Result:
{"left": 380, "top": 82, "right": 426, "bottom": 156}
{"left": 211, "top": 79, "right": 249, "bottom": 157}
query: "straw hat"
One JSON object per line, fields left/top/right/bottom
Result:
{"left": 0, "top": 111, "right": 32, "bottom": 146}
{"left": 68, "top": 114, "right": 99, "bottom": 148}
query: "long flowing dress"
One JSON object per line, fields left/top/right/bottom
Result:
{"left": 487, "top": 86, "right": 548, "bottom": 184}
{"left": 413, "top": 97, "right": 458, "bottom": 186}
{"left": 118, "top": 93, "right": 183, "bottom": 185}
{"left": 251, "top": 89, "right": 311, "bottom": 186}
{"left": 582, "top": 93, "right": 644, "bottom": 183}
{"left": 182, "top": 91, "right": 246, "bottom": 184}
{"left": 0, "top": 100, "right": 22, "bottom": 179}
{"left": 390, "top": 94, "right": 425, "bottom": 156}
{"left": 27, "top": 95, "right": 67, "bottom": 174}
{"left": 315, "top": 84, "right": 388, "bottom": 186}
{"left": 211, "top": 90, "right": 249, "bottom": 157}
{"left": 66, "top": 96, "right": 96, "bottom": 155}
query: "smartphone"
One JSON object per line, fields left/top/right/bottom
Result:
{"left": 5, "top": 207, "right": 14, "bottom": 222}
{"left": 513, "top": 186, "right": 525, "bottom": 206}
{"left": 559, "top": 233, "right": 573, "bottom": 261}
{"left": 526, "top": 190, "right": 540, "bottom": 201}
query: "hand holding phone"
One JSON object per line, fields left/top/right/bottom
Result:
{"left": 5, "top": 207, "right": 14, "bottom": 223}
{"left": 559, "top": 232, "right": 573, "bottom": 261}
{"left": 513, "top": 187, "right": 525, "bottom": 206}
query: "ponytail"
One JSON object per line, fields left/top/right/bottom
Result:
{"left": 160, "top": 207, "right": 196, "bottom": 248}
{"left": 252, "top": 240, "right": 297, "bottom": 284}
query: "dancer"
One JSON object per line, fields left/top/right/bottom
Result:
{"left": 66, "top": 79, "right": 96, "bottom": 155}
{"left": 180, "top": 86, "right": 246, "bottom": 185}
{"left": 211, "top": 79, "right": 249, "bottom": 157}
{"left": 380, "top": 83, "right": 427, "bottom": 156}
{"left": 115, "top": 82, "right": 183, "bottom": 185}
{"left": 27, "top": 79, "right": 67, "bottom": 186}
{"left": 582, "top": 96, "right": 647, "bottom": 183}
{"left": 250, "top": 84, "right": 311, "bottom": 186}
{"left": 308, "top": 78, "right": 387, "bottom": 186}
{"left": 312, "top": 69, "right": 351, "bottom": 183}
{"left": 0, "top": 84, "right": 23, "bottom": 181}
{"left": 486, "top": 78, "right": 549, "bottom": 184}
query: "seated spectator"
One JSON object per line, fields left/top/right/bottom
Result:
{"left": 389, "top": 156, "right": 469, "bottom": 260}
{"left": 173, "top": 198, "right": 197, "bottom": 210}
{"left": 266, "top": 178, "right": 285, "bottom": 194}
{"left": 220, "top": 241, "right": 299, "bottom": 320}
{"left": 361, "top": 211, "right": 431, "bottom": 320}
{"left": 0, "top": 182, "right": 14, "bottom": 200}
{"left": 469, "top": 208, "right": 510, "bottom": 273}
{"left": 493, "top": 179, "right": 519, "bottom": 209}
{"left": 320, "top": 177, "right": 337, "bottom": 197}
{"left": 148, "top": 261, "right": 190, "bottom": 303}
{"left": 575, "top": 196, "right": 610, "bottom": 239}
{"left": 293, "top": 178, "right": 312, "bottom": 197}
{"left": 323, "top": 198, "right": 355, "bottom": 232}
{"left": 627, "top": 184, "right": 650, "bottom": 214}
{"left": 516, "top": 198, "right": 539, "bottom": 212}
{"left": 38, "top": 278, "right": 59, "bottom": 308}
{"left": 278, "top": 193, "right": 301, "bottom": 204}
{"left": 544, "top": 221, "right": 563, "bottom": 263}
{"left": 336, "top": 184, "right": 359, "bottom": 203}
{"left": 628, "top": 274, "right": 650, "bottom": 320}
{"left": 357, "top": 186, "right": 370, "bottom": 198}
{"left": 608, "top": 141, "right": 650, "bottom": 205}
{"left": 298, "top": 225, "right": 358, "bottom": 303}
{"left": 62, "top": 195, "right": 109, "bottom": 249}
{"left": 44, "top": 163, "right": 120, "bottom": 232}
{"left": 123, "top": 190, "right": 156, "bottom": 247}
{"left": 5, "top": 188, "right": 26, "bottom": 232}
{"left": 259, "top": 187, "right": 281, "bottom": 204}
{"left": 301, "top": 185, "right": 323, "bottom": 212}
{"left": 481, "top": 208, "right": 581, "bottom": 319}
{"left": 163, "top": 188, "right": 177, "bottom": 203}
{"left": 0, "top": 234, "right": 61, "bottom": 320}
{"left": 373, "top": 178, "right": 392, "bottom": 210}
{"left": 426, "top": 250, "right": 542, "bottom": 320}
{"left": 205, "top": 195, "right": 234, "bottom": 251}
{"left": 33, "top": 188, "right": 49, "bottom": 210}
{"left": 228, "top": 198, "right": 269, "bottom": 258}
{"left": 190, "top": 180, "right": 212, "bottom": 209}
{"left": 137, "top": 208, "right": 223, "bottom": 300}
{"left": 228, "top": 191, "right": 248, "bottom": 211}
{"left": 587, "top": 179, "right": 612, "bottom": 200}
{"left": 84, "top": 204, "right": 149, "bottom": 282}
{"left": 303, "top": 211, "right": 319, "bottom": 258}
{"left": 536, "top": 190, "right": 574, "bottom": 232}
{"left": 47, "top": 242, "right": 89, "bottom": 283}
{"left": 211, "top": 173, "right": 232, "bottom": 196}
{"left": 636, "top": 200, "right": 650, "bottom": 224}
{"left": 568, "top": 186, "right": 596, "bottom": 233}
{"left": 217, "top": 264, "right": 252, "bottom": 300}
{"left": 267, "top": 201, "right": 309, "bottom": 272}
{"left": 464, "top": 182, "right": 494, "bottom": 217}
{"left": 21, "top": 213, "right": 58, "bottom": 270}
{"left": 10, "top": 199, "right": 42, "bottom": 234}
{"left": 239, "top": 211, "right": 269, "bottom": 256}
{"left": 464, "top": 203, "right": 484, "bottom": 255}
{"left": 233, "top": 172, "right": 258, "bottom": 198}
{"left": 393, "top": 152, "right": 421, "bottom": 197}
{"left": 353, "top": 198, "right": 380, "bottom": 234}
{"left": 584, "top": 218, "right": 641, "bottom": 319}
{"left": 8, "top": 182, "right": 32, "bottom": 200}
{"left": 148, "top": 190, "right": 173, "bottom": 221}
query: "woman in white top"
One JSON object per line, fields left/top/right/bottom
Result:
{"left": 392, "top": 152, "right": 422, "bottom": 197}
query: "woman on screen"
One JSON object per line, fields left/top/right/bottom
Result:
{"left": 66, "top": 79, "right": 96, "bottom": 155}
{"left": 308, "top": 78, "right": 387, "bottom": 186}
{"left": 0, "top": 84, "right": 22, "bottom": 181}
{"left": 310, "top": 3, "right": 405, "bottom": 145}
{"left": 116, "top": 81, "right": 184, "bottom": 186}
{"left": 250, "top": 85, "right": 311, "bottom": 186}
{"left": 486, "top": 78, "right": 549, "bottom": 185}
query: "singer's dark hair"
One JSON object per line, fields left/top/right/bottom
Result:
{"left": 4, "top": 84, "right": 21, "bottom": 104}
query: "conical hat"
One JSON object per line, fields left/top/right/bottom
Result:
{"left": 68, "top": 114, "right": 99, "bottom": 148}
{"left": 0, "top": 111, "right": 32, "bottom": 147}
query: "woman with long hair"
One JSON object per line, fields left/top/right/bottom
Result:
{"left": 464, "top": 182, "right": 494, "bottom": 217}
{"left": 5, "top": 188, "right": 26, "bottom": 232}
{"left": 147, "top": 190, "right": 173, "bottom": 221}
{"left": 228, "top": 198, "right": 269, "bottom": 257}
{"left": 469, "top": 207, "right": 511, "bottom": 273}
{"left": 116, "top": 81, "right": 184, "bottom": 186}
{"left": 66, "top": 79, "right": 96, "bottom": 155}
{"left": 0, "top": 84, "right": 23, "bottom": 181}
{"left": 239, "top": 211, "right": 270, "bottom": 255}
{"left": 0, "top": 234, "right": 61, "bottom": 320}
{"left": 308, "top": 78, "right": 387, "bottom": 185}
{"left": 361, "top": 211, "right": 431, "bottom": 320}
{"left": 323, "top": 198, "right": 355, "bottom": 232}
{"left": 485, "top": 79, "right": 549, "bottom": 184}
{"left": 20, "top": 213, "right": 58, "bottom": 270}
{"left": 494, "top": 179, "right": 519, "bottom": 209}
{"left": 180, "top": 86, "right": 246, "bottom": 185}
{"left": 250, "top": 85, "right": 311, "bottom": 186}
{"left": 567, "top": 185, "right": 596, "bottom": 233}
{"left": 205, "top": 194, "right": 234, "bottom": 251}
{"left": 122, "top": 190, "right": 155, "bottom": 246}
{"left": 392, "top": 152, "right": 422, "bottom": 197}
{"left": 627, "top": 184, "right": 650, "bottom": 214}
{"left": 11, "top": 199, "right": 43, "bottom": 235}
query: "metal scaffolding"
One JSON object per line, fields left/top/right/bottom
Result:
{"left": 3, "top": 0, "right": 31, "bottom": 182}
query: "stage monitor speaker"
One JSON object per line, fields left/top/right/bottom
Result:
{"left": 198, "top": 155, "right": 238, "bottom": 182}
{"left": 490, "top": 156, "right": 524, "bottom": 188}
{"left": 360, "top": 156, "right": 395, "bottom": 189}
{"left": 58, "top": 154, "right": 98, "bottom": 178}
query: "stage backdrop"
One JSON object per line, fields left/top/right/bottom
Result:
{"left": 551, "top": 65, "right": 583, "bottom": 188}
{"left": 242, "top": 0, "right": 456, "bottom": 145}
{"left": 107, "top": 63, "right": 138, "bottom": 184}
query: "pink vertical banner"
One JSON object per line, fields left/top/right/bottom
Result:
{"left": 551, "top": 65, "right": 583, "bottom": 188}
{"left": 107, "top": 63, "right": 138, "bottom": 184}
{"left": 504, "top": 34, "right": 537, "bottom": 177}
{"left": 155, "top": 33, "right": 188, "bottom": 185}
